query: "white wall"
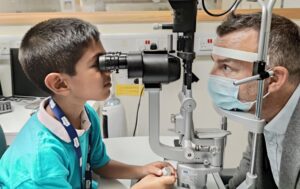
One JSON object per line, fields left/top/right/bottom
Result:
{"left": 221, "top": 0, "right": 282, "bottom": 9}
{"left": 221, "top": 0, "right": 300, "bottom": 9}
{"left": 0, "top": 0, "right": 61, "bottom": 12}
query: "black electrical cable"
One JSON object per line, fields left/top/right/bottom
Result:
{"left": 132, "top": 86, "right": 144, "bottom": 137}
{"left": 201, "top": 0, "right": 241, "bottom": 17}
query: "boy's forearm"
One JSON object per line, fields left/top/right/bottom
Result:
{"left": 94, "top": 159, "right": 144, "bottom": 179}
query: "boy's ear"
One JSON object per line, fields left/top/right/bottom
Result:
{"left": 268, "top": 66, "right": 289, "bottom": 93}
{"left": 44, "top": 73, "right": 70, "bottom": 96}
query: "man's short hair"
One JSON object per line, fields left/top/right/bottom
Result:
{"left": 217, "top": 13, "right": 300, "bottom": 85}
{"left": 19, "top": 18, "right": 100, "bottom": 94}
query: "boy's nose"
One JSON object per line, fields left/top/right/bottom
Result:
{"left": 103, "top": 70, "right": 112, "bottom": 75}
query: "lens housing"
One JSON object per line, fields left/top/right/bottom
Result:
{"left": 99, "top": 50, "right": 181, "bottom": 84}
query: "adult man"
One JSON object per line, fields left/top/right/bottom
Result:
{"left": 208, "top": 13, "right": 300, "bottom": 188}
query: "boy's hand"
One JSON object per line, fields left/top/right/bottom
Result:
{"left": 140, "top": 161, "right": 176, "bottom": 178}
{"left": 131, "top": 174, "right": 176, "bottom": 189}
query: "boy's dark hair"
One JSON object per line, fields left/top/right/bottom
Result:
{"left": 19, "top": 18, "right": 100, "bottom": 94}
{"left": 217, "top": 13, "right": 300, "bottom": 85}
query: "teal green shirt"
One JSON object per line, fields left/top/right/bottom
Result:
{"left": 0, "top": 103, "right": 110, "bottom": 189}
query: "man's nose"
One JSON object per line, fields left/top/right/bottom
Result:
{"left": 210, "top": 65, "right": 217, "bottom": 75}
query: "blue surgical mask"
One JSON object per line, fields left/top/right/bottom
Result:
{"left": 207, "top": 75, "right": 268, "bottom": 111}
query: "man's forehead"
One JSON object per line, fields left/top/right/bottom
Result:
{"left": 215, "top": 34, "right": 244, "bottom": 46}
{"left": 214, "top": 29, "right": 259, "bottom": 52}
{"left": 210, "top": 29, "right": 261, "bottom": 64}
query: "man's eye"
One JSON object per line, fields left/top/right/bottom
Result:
{"left": 223, "top": 64, "right": 232, "bottom": 72}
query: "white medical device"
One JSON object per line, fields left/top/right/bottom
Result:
{"left": 99, "top": 0, "right": 276, "bottom": 188}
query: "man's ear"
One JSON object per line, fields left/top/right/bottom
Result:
{"left": 268, "top": 66, "right": 289, "bottom": 93}
{"left": 44, "top": 73, "right": 70, "bottom": 96}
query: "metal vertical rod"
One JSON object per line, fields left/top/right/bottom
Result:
{"left": 250, "top": 81, "right": 265, "bottom": 175}
{"left": 250, "top": 133, "right": 258, "bottom": 175}
{"left": 255, "top": 81, "right": 265, "bottom": 119}
{"left": 280, "top": 0, "right": 284, "bottom": 8}
{"left": 184, "top": 90, "right": 193, "bottom": 141}
{"left": 257, "top": 0, "right": 268, "bottom": 60}
{"left": 249, "top": 0, "right": 276, "bottom": 178}
{"left": 221, "top": 116, "right": 228, "bottom": 146}
{"left": 167, "top": 34, "right": 174, "bottom": 52}
{"left": 221, "top": 116, "right": 227, "bottom": 130}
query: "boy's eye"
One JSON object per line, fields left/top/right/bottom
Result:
{"left": 93, "top": 63, "right": 99, "bottom": 67}
{"left": 91, "top": 60, "right": 99, "bottom": 68}
{"left": 90, "top": 63, "right": 97, "bottom": 68}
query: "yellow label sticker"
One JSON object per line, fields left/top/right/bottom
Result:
{"left": 116, "top": 84, "right": 144, "bottom": 96}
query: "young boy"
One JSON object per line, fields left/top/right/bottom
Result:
{"left": 0, "top": 18, "right": 176, "bottom": 189}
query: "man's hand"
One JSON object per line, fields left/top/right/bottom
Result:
{"left": 131, "top": 174, "right": 176, "bottom": 189}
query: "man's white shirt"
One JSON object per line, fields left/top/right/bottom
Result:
{"left": 264, "top": 84, "right": 300, "bottom": 186}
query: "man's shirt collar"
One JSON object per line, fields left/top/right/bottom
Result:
{"left": 265, "top": 84, "right": 300, "bottom": 134}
